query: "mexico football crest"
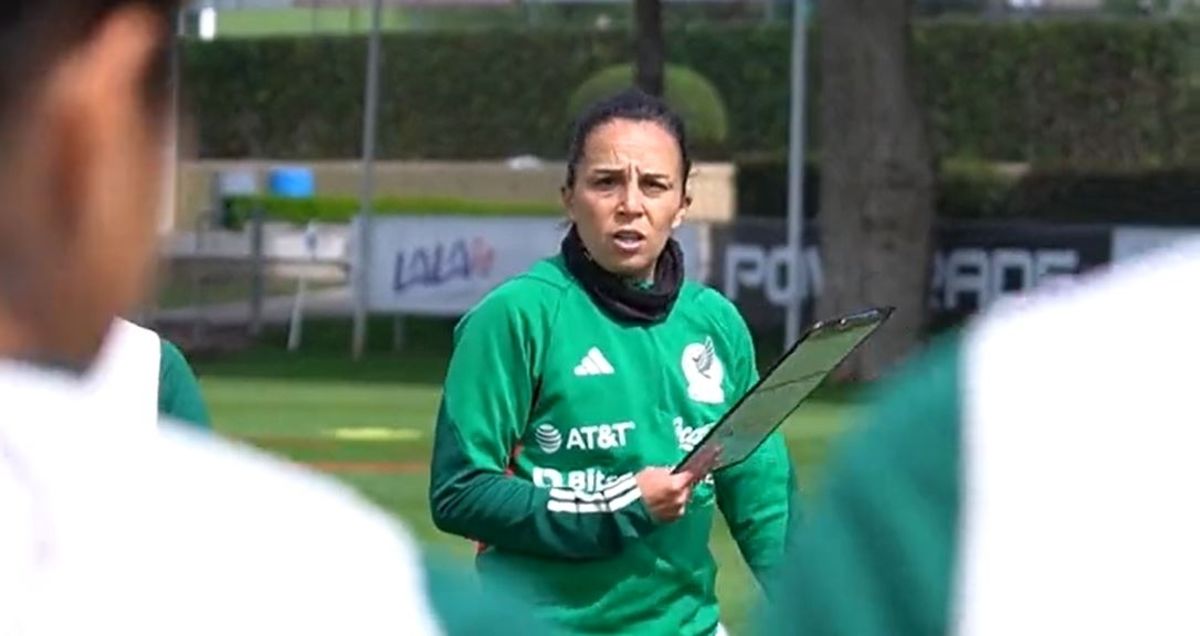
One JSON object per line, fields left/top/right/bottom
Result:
{"left": 681, "top": 336, "right": 725, "bottom": 404}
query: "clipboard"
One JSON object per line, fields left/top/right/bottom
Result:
{"left": 673, "top": 306, "right": 894, "bottom": 476}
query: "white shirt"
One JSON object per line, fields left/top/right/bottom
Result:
{"left": 80, "top": 318, "right": 162, "bottom": 432}
{"left": 0, "top": 361, "right": 446, "bottom": 635}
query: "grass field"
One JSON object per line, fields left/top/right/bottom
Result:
{"left": 209, "top": 7, "right": 539, "bottom": 37}
{"left": 191, "top": 319, "right": 864, "bottom": 634}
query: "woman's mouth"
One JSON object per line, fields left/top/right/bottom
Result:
{"left": 612, "top": 229, "right": 646, "bottom": 253}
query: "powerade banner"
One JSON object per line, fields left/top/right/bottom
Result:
{"left": 711, "top": 218, "right": 1114, "bottom": 329}
{"left": 930, "top": 222, "right": 1112, "bottom": 325}
{"left": 712, "top": 218, "right": 824, "bottom": 329}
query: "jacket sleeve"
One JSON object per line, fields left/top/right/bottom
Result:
{"left": 713, "top": 308, "right": 802, "bottom": 597}
{"left": 428, "top": 286, "right": 659, "bottom": 560}
{"left": 158, "top": 339, "right": 213, "bottom": 430}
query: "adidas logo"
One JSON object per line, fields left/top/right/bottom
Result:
{"left": 574, "top": 347, "right": 615, "bottom": 376}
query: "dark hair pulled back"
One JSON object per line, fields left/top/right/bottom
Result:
{"left": 564, "top": 88, "right": 692, "bottom": 191}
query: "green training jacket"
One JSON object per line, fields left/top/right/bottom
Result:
{"left": 430, "top": 255, "right": 801, "bottom": 635}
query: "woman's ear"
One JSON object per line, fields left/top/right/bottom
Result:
{"left": 561, "top": 185, "right": 576, "bottom": 222}
{"left": 672, "top": 192, "right": 691, "bottom": 229}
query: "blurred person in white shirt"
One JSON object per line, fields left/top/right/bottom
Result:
{"left": 759, "top": 240, "right": 1200, "bottom": 635}
{"left": 0, "top": 2, "right": 545, "bottom": 634}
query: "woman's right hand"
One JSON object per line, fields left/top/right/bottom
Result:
{"left": 635, "top": 468, "right": 696, "bottom": 523}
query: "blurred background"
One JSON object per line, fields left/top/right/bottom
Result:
{"left": 143, "top": 0, "right": 1197, "bottom": 630}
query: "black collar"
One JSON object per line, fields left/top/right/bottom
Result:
{"left": 560, "top": 225, "right": 684, "bottom": 325}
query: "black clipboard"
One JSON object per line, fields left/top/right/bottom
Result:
{"left": 673, "top": 306, "right": 894, "bottom": 476}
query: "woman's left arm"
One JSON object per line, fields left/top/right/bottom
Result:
{"left": 711, "top": 303, "right": 803, "bottom": 597}
{"left": 714, "top": 430, "right": 802, "bottom": 596}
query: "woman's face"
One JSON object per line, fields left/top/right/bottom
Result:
{"left": 563, "top": 118, "right": 690, "bottom": 281}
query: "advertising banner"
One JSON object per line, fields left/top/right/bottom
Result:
{"left": 711, "top": 218, "right": 1114, "bottom": 328}
{"left": 362, "top": 216, "right": 705, "bottom": 316}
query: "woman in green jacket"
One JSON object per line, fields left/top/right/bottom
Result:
{"left": 429, "top": 89, "right": 802, "bottom": 635}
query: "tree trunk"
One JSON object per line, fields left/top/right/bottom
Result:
{"left": 816, "top": 0, "right": 935, "bottom": 380}
{"left": 634, "top": 0, "right": 665, "bottom": 96}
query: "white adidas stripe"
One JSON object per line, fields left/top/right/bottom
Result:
{"left": 547, "top": 488, "right": 642, "bottom": 514}
{"left": 548, "top": 476, "right": 637, "bottom": 503}
{"left": 545, "top": 477, "right": 641, "bottom": 514}
{"left": 587, "top": 348, "right": 615, "bottom": 374}
{"left": 573, "top": 347, "right": 615, "bottom": 376}
{"left": 547, "top": 489, "right": 642, "bottom": 514}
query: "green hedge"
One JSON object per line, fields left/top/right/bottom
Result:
{"left": 938, "top": 165, "right": 1200, "bottom": 224}
{"left": 223, "top": 194, "right": 560, "bottom": 228}
{"left": 566, "top": 64, "right": 730, "bottom": 153}
{"left": 915, "top": 18, "right": 1198, "bottom": 167}
{"left": 181, "top": 19, "right": 1198, "bottom": 166}
{"left": 736, "top": 156, "right": 1200, "bottom": 224}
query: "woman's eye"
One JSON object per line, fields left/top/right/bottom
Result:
{"left": 593, "top": 176, "right": 617, "bottom": 188}
{"left": 644, "top": 181, "right": 668, "bottom": 193}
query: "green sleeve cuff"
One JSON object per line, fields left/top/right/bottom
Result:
{"left": 158, "top": 339, "right": 212, "bottom": 430}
